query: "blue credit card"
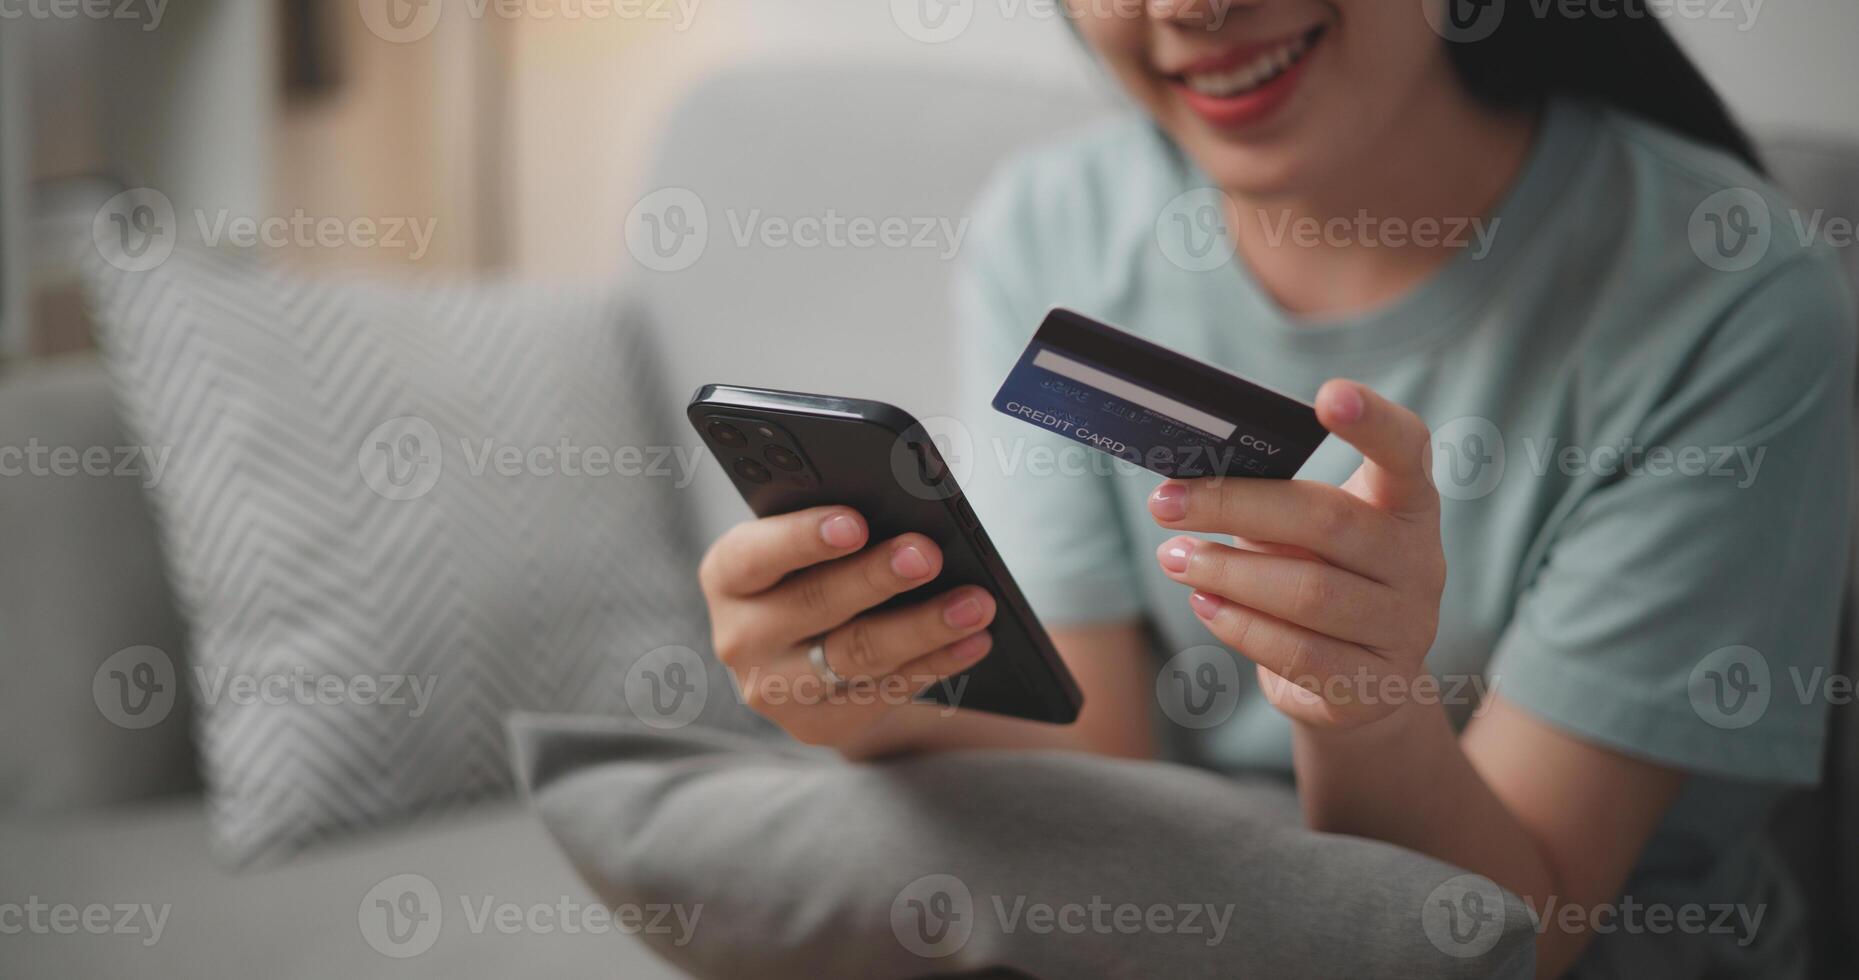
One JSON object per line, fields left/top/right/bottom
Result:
{"left": 991, "top": 309, "right": 1328, "bottom": 479}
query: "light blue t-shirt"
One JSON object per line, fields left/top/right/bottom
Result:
{"left": 954, "top": 100, "right": 1855, "bottom": 976}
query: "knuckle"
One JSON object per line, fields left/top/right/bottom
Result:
{"left": 1282, "top": 634, "right": 1325, "bottom": 689}
{"left": 1314, "top": 495, "right": 1356, "bottom": 540}
{"left": 839, "top": 621, "right": 883, "bottom": 675}
{"left": 711, "top": 624, "right": 750, "bottom": 667}
{"left": 1290, "top": 565, "right": 1335, "bottom": 619}
{"left": 795, "top": 570, "right": 834, "bottom": 617}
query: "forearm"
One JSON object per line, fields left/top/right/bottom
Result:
{"left": 1293, "top": 700, "right": 1560, "bottom": 901}
{"left": 1291, "top": 697, "right": 1682, "bottom": 979}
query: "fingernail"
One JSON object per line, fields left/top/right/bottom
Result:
{"left": 1190, "top": 591, "right": 1223, "bottom": 620}
{"left": 1327, "top": 383, "right": 1365, "bottom": 425}
{"left": 943, "top": 594, "right": 986, "bottom": 629}
{"left": 1149, "top": 483, "right": 1188, "bottom": 522}
{"left": 1157, "top": 537, "right": 1194, "bottom": 575}
{"left": 892, "top": 544, "right": 933, "bottom": 580}
{"left": 951, "top": 632, "right": 992, "bottom": 662}
{"left": 820, "top": 513, "right": 863, "bottom": 549}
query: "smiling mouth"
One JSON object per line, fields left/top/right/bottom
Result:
{"left": 1172, "top": 24, "right": 1329, "bottom": 100}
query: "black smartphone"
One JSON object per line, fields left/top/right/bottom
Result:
{"left": 687, "top": 384, "right": 1083, "bottom": 724}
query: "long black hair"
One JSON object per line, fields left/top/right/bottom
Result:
{"left": 1446, "top": 0, "right": 1764, "bottom": 172}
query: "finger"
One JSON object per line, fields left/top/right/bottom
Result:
{"left": 1186, "top": 590, "right": 1372, "bottom": 689}
{"left": 1149, "top": 478, "right": 1398, "bottom": 582}
{"left": 1157, "top": 536, "right": 1401, "bottom": 647}
{"left": 700, "top": 506, "right": 869, "bottom": 597}
{"left": 816, "top": 586, "right": 997, "bottom": 682}
{"left": 1315, "top": 379, "right": 1439, "bottom": 521}
{"left": 893, "top": 631, "right": 996, "bottom": 697}
{"left": 744, "top": 533, "right": 945, "bottom": 646}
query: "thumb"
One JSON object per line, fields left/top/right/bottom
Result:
{"left": 1315, "top": 379, "right": 1438, "bottom": 520}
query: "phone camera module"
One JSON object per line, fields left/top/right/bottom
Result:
{"left": 733, "top": 457, "right": 773, "bottom": 484}
{"left": 708, "top": 422, "right": 748, "bottom": 449}
{"left": 764, "top": 445, "right": 805, "bottom": 472}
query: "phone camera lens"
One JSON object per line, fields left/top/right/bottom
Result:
{"left": 708, "top": 422, "right": 748, "bottom": 449}
{"left": 733, "top": 457, "right": 773, "bottom": 484}
{"left": 764, "top": 445, "right": 804, "bottom": 472}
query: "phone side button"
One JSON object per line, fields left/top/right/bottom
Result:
{"left": 973, "top": 530, "right": 995, "bottom": 560}
{"left": 955, "top": 497, "right": 979, "bottom": 528}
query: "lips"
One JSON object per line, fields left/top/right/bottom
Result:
{"left": 1167, "top": 24, "right": 1329, "bottom": 130}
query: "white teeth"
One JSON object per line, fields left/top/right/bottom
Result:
{"left": 1183, "top": 33, "right": 1314, "bottom": 99}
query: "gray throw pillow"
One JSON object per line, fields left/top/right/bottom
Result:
{"left": 84, "top": 247, "right": 757, "bottom": 864}
{"left": 510, "top": 714, "right": 1537, "bottom": 980}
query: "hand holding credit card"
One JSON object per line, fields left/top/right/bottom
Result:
{"left": 991, "top": 309, "right": 1329, "bottom": 479}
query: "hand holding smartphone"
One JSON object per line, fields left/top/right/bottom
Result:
{"left": 688, "top": 385, "right": 1084, "bottom": 727}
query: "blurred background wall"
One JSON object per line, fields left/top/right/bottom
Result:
{"left": 1, "top": 0, "right": 1855, "bottom": 358}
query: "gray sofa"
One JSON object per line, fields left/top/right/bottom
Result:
{"left": 3, "top": 64, "right": 1857, "bottom": 979}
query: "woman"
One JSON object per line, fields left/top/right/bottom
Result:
{"left": 697, "top": 1, "right": 1854, "bottom": 976}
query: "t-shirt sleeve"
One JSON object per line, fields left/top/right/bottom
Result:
{"left": 1490, "top": 254, "right": 1857, "bottom": 784}
{"left": 949, "top": 166, "right": 1144, "bottom": 629}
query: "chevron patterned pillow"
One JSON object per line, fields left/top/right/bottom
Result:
{"left": 85, "top": 247, "right": 757, "bottom": 865}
